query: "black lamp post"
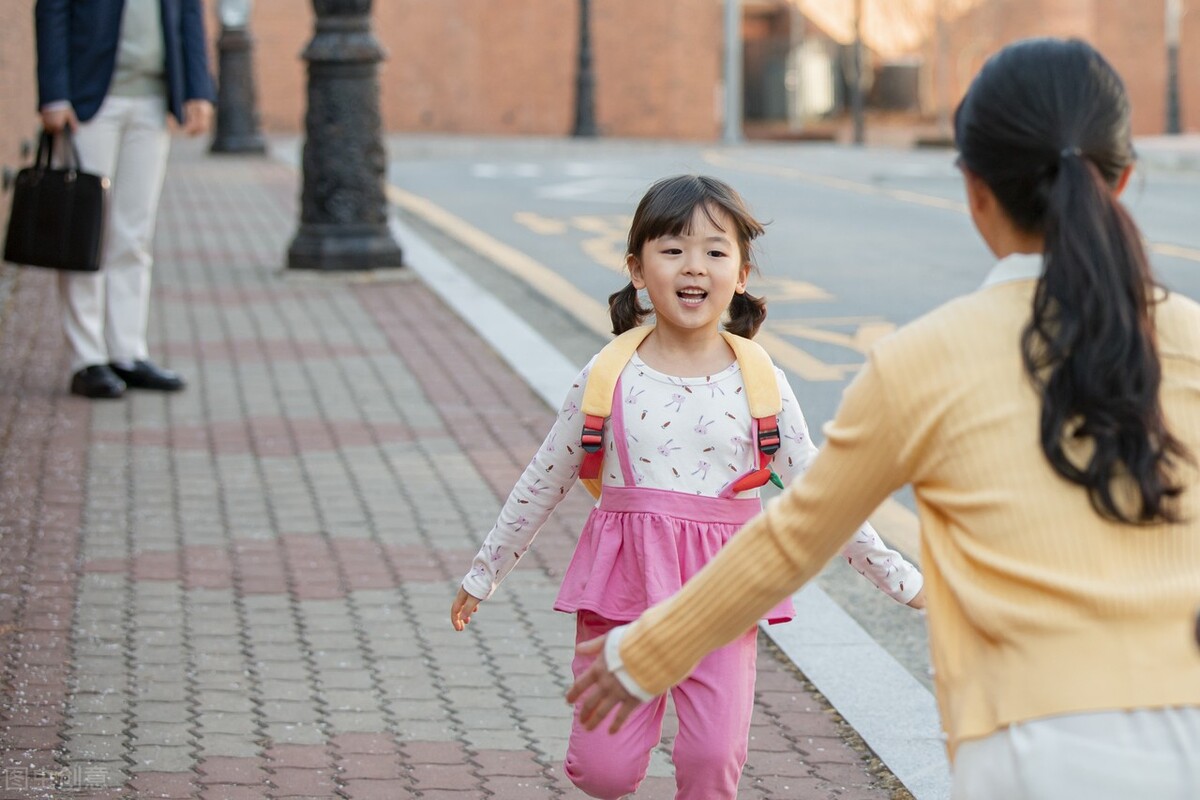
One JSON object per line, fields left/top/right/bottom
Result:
{"left": 1166, "top": 0, "right": 1182, "bottom": 135}
{"left": 287, "top": 0, "right": 403, "bottom": 271}
{"left": 851, "top": 0, "right": 865, "bottom": 146}
{"left": 573, "top": 0, "right": 598, "bottom": 137}
{"left": 211, "top": 0, "right": 267, "bottom": 154}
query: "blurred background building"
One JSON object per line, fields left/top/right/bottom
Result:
{"left": 2, "top": 0, "right": 1198, "bottom": 222}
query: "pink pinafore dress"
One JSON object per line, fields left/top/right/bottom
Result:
{"left": 555, "top": 377, "right": 795, "bottom": 625}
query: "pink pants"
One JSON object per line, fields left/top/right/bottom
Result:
{"left": 564, "top": 611, "right": 758, "bottom": 800}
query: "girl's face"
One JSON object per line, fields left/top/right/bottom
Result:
{"left": 627, "top": 203, "right": 750, "bottom": 338}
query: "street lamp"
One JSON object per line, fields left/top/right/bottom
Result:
{"left": 211, "top": 0, "right": 267, "bottom": 154}
{"left": 1166, "top": 0, "right": 1182, "bottom": 135}
{"left": 722, "top": 0, "right": 742, "bottom": 144}
{"left": 287, "top": 0, "right": 403, "bottom": 271}
{"left": 851, "top": 0, "right": 865, "bottom": 145}
{"left": 573, "top": 0, "right": 598, "bottom": 137}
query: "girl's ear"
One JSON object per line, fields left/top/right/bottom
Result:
{"left": 627, "top": 254, "right": 646, "bottom": 289}
{"left": 735, "top": 261, "right": 751, "bottom": 294}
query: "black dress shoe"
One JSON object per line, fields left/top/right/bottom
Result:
{"left": 109, "top": 360, "right": 186, "bottom": 392}
{"left": 70, "top": 365, "right": 126, "bottom": 399}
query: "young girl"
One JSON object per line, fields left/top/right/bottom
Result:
{"left": 451, "top": 175, "right": 924, "bottom": 800}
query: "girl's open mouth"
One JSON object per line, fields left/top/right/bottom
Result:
{"left": 677, "top": 289, "right": 707, "bottom": 306}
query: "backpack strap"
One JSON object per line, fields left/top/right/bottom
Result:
{"left": 579, "top": 327, "right": 655, "bottom": 494}
{"left": 719, "top": 331, "right": 785, "bottom": 496}
{"left": 720, "top": 330, "right": 782, "bottom": 455}
{"left": 578, "top": 327, "right": 783, "bottom": 499}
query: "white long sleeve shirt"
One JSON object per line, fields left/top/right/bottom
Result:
{"left": 463, "top": 352, "right": 922, "bottom": 605}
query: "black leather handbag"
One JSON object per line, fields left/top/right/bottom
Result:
{"left": 3, "top": 127, "right": 109, "bottom": 272}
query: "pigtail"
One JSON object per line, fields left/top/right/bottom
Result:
{"left": 724, "top": 290, "right": 767, "bottom": 340}
{"left": 1023, "top": 152, "right": 1189, "bottom": 523}
{"left": 608, "top": 281, "right": 652, "bottom": 335}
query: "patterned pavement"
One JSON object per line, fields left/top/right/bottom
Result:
{"left": 0, "top": 139, "right": 902, "bottom": 799}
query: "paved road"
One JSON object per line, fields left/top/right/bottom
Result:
{"left": 338, "top": 134, "right": 1198, "bottom": 694}
{"left": 378, "top": 137, "right": 1200, "bottom": 427}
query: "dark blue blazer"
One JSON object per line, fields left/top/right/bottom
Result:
{"left": 35, "top": 0, "right": 216, "bottom": 124}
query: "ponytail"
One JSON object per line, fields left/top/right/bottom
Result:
{"left": 725, "top": 290, "right": 767, "bottom": 339}
{"left": 608, "top": 281, "right": 651, "bottom": 335}
{"left": 956, "top": 38, "right": 1193, "bottom": 524}
{"left": 1022, "top": 151, "right": 1189, "bottom": 523}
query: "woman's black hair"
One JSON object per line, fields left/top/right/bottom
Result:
{"left": 954, "top": 37, "right": 1190, "bottom": 523}
{"left": 608, "top": 175, "right": 767, "bottom": 339}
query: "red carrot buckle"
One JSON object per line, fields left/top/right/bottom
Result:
{"left": 730, "top": 467, "right": 773, "bottom": 493}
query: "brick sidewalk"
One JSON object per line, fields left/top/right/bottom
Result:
{"left": 0, "top": 139, "right": 900, "bottom": 799}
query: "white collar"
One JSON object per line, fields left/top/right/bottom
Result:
{"left": 980, "top": 252, "right": 1043, "bottom": 288}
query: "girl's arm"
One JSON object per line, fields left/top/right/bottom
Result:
{"left": 459, "top": 363, "right": 592, "bottom": 602}
{"left": 771, "top": 370, "right": 924, "bottom": 605}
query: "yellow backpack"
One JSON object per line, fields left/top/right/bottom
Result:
{"left": 577, "top": 325, "right": 784, "bottom": 499}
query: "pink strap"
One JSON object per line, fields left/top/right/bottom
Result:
{"left": 610, "top": 375, "right": 635, "bottom": 487}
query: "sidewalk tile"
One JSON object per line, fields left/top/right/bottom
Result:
{"left": 0, "top": 139, "right": 901, "bottom": 800}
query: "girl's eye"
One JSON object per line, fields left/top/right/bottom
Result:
{"left": 661, "top": 248, "right": 683, "bottom": 255}
{"left": 708, "top": 250, "right": 728, "bottom": 258}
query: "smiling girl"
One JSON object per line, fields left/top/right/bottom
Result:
{"left": 451, "top": 175, "right": 923, "bottom": 799}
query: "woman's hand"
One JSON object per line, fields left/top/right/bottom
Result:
{"left": 450, "top": 587, "right": 482, "bottom": 631}
{"left": 182, "top": 99, "right": 214, "bottom": 136}
{"left": 565, "top": 635, "right": 643, "bottom": 733}
{"left": 40, "top": 105, "right": 78, "bottom": 134}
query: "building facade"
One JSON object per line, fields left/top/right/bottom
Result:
{"left": 0, "top": 0, "right": 1197, "bottom": 206}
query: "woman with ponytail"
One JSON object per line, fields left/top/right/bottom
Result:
{"left": 451, "top": 174, "right": 923, "bottom": 799}
{"left": 570, "top": 40, "right": 1200, "bottom": 799}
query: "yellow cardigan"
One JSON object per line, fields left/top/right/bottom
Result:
{"left": 618, "top": 269, "right": 1200, "bottom": 758}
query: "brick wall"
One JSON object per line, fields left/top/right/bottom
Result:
{"left": 923, "top": 0, "right": 1199, "bottom": 135}
{"left": 0, "top": 1, "right": 39, "bottom": 232}
{"left": 221, "top": 0, "right": 722, "bottom": 140}
{"left": 1182, "top": 0, "right": 1200, "bottom": 132}
{"left": 3, "top": 0, "right": 1196, "bottom": 167}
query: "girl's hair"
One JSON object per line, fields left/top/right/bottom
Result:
{"left": 609, "top": 175, "right": 767, "bottom": 338}
{"left": 954, "top": 37, "right": 1190, "bottom": 524}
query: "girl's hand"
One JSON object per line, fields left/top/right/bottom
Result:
{"left": 451, "top": 587, "right": 482, "bottom": 631}
{"left": 565, "top": 635, "right": 643, "bottom": 733}
{"left": 907, "top": 587, "right": 927, "bottom": 610}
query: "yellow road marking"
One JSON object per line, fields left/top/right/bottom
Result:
{"left": 771, "top": 318, "right": 897, "bottom": 354}
{"left": 570, "top": 215, "right": 620, "bottom": 234}
{"left": 755, "top": 330, "right": 846, "bottom": 381}
{"left": 514, "top": 211, "right": 567, "bottom": 235}
{"left": 756, "top": 277, "right": 834, "bottom": 302}
{"left": 1150, "top": 242, "right": 1200, "bottom": 263}
{"left": 387, "top": 184, "right": 611, "bottom": 335}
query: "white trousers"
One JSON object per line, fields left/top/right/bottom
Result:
{"left": 952, "top": 706, "right": 1200, "bottom": 800}
{"left": 60, "top": 95, "right": 171, "bottom": 372}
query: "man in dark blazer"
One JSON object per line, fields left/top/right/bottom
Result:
{"left": 35, "top": 0, "right": 216, "bottom": 398}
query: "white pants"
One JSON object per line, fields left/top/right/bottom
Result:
{"left": 60, "top": 95, "right": 171, "bottom": 372}
{"left": 952, "top": 707, "right": 1200, "bottom": 800}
